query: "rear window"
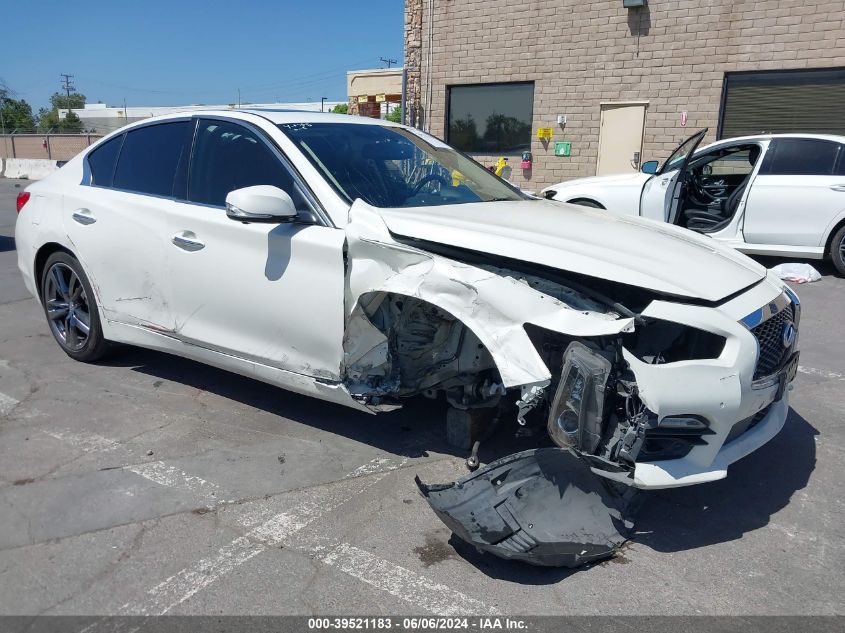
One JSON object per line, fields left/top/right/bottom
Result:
{"left": 761, "top": 138, "right": 845, "bottom": 176}
{"left": 87, "top": 134, "right": 123, "bottom": 187}
{"left": 113, "top": 122, "right": 194, "bottom": 197}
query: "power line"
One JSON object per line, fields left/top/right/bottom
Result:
{"left": 380, "top": 57, "right": 397, "bottom": 68}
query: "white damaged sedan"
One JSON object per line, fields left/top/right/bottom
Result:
{"left": 15, "top": 111, "right": 800, "bottom": 565}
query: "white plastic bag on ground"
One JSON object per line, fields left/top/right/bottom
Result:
{"left": 770, "top": 263, "right": 822, "bottom": 284}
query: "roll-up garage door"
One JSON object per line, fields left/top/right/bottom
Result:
{"left": 719, "top": 68, "right": 845, "bottom": 139}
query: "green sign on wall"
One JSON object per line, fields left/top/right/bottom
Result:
{"left": 554, "top": 141, "right": 571, "bottom": 157}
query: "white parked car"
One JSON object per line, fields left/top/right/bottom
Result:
{"left": 16, "top": 112, "right": 800, "bottom": 565}
{"left": 543, "top": 130, "right": 845, "bottom": 275}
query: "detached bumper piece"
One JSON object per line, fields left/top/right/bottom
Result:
{"left": 416, "top": 448, "right": 635, "bottom": 567}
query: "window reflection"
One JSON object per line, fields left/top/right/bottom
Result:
{"left": 447, "top": 83, "right": 534, "bottom": 153}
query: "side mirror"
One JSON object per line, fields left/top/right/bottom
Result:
{"left": 225, "top": 185, "right": 298, "bottom": 223}
{"left": 641, "top": 160, "right": 659, "bottom": 175}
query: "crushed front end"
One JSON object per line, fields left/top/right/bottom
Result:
{"left": 418, "top": 270, "right": 800, "bottom": 565}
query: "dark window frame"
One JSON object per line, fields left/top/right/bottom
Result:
{"left": 445, "top": 81, "right": 535, "bottom": 154}
{"left": 109, "top": 118, "right": 196, "bottom": 199}
{"left": 760, "top": 137, "right": 845, "bottom": 176}
{"left": 718, "top": 67, "right": 845, "bottom": 139}
{"left": 186, "top": 115, "right": 329, "bottom": 226}
{"left": 86, "top": 132, "right": 126, "bottom": 189}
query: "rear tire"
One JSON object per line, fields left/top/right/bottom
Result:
{"left": 40, "top": 252, "right": 110, "bottom": 362}
{"left": 831, "top": 225, "right": 845, "bottom": 277}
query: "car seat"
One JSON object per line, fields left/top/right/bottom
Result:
{"left": 684, "top": 145, "right": 761, "bottom": 231}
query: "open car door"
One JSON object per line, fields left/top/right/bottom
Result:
{"left": 639, "top": 129, "right": 707, "bottom": 223}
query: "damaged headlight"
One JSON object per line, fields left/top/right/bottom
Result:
{"left": 623, "top": 318, "right": 726, "bottom": 364}
{"left": 547, "top": 342, "right": 612, "bottom": 453}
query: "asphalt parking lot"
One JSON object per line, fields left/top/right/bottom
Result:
{"left": 0, "top": 177, "right": 843, "bottom": 616}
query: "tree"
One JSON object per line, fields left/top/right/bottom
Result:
{"left": 483, "top": 113, "right": 531, "bottom": 153}
{"left": 37, "top": 92, "right": 86, "bottom": 132}
{"left": 61, "top": 111, "right": 84, "bottom": 133}
{"left": 0, "top": 90, "right": 36, "bottom": 133}
{"left": 49, "top": 92, "right": 86, "bottom": 111}
{"left": 330, "top": 103, "right": 348, "bottom": 114}
{"left": 385, "top": 106, "right": 401, "bottom": 123}
{"left": 448, "top": 115, "right": 480, "bottom": 151}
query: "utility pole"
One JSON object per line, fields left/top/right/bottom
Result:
{"left": 60, "top": 73, "right": 74, "bottom": 100}
{"left": 380, "top": 57, "right": 397, "bottom": 68}
{"left": 237, "top": 88, "right": 241, "bottom": 108}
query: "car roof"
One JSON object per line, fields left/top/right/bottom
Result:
{"left": 112, "top": 109, "right": 401, "bottom": 129}
{"left": 701, "top": 132, "right": 845, "bottom": 148}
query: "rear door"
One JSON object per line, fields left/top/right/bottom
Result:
{"left": 62, "top": 120, "right": 193, "bottom": 330}
{"left": 743, "top": 138, "right": 845, "bottom": 246}
{"left": 166, "top": 117, "right": 347, "bottom": 379}
{"left": 639, "top": 129, "right": 707, "bottom": 222}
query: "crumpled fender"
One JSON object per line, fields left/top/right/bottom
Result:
{"left": 344, "top": 201, "right": 635, "bottom": 388}
{"left": 416, "top": 448, "right": 636, "bottom": 567}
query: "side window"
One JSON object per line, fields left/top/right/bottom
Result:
{"left": 761, "top": 139, "right": 842, "bottom": 176}
{"left": 87, "top": 134, "right": 123, "bottom": 187}
{"left": 703, "top": 148, "right": 757, "bottom": 177}
{"left": 188, "top": 119, "right": 309, "bottom": 209}
{"left": 113, "top": 121, "right": 193, "bottom": 197}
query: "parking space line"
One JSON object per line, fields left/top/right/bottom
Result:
{"left": 0, "top": 392, "right": 20, "bottom": 416}
{"left": 117, "top": 456, "right": 407, "bottom": 615}
{"left": 125, "top": 461, "right": 221, "bottom": 500}
{"left": 321, "top": 542, "right": 500, "bottom": 616}
{"left": 42, "top": 429, "right": 121, "bottom": 452}
{"left": 41, "top": 429, "right": 223, "bottom": 503}
{"left": 798, "top": 365, "right": 845, "bottom": 381}
{"left": 118, "top": 456, "right": 497, "bottom": 617}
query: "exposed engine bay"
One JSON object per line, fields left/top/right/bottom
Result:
{"left": 341, "top": 258, "right": 729, "bottom": 567}
{"left": 343, "top": 260, "right": 725, "bottom": 478}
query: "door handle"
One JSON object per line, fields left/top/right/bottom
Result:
{"left": 71, "top": 208, "right": 96, "bottom": 225}
{"left": 171, "top": 232, "right": 205, "bottom": 252}
{"left": 830, "top": 184, "right": 845, "bottom": 192}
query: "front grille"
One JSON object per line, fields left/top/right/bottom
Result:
{"left": 750, "top": 305, "right": 794, "bottom": 379}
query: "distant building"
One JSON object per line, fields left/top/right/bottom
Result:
{"left": 404, "top": 0, "right": 845, "bottom": 189}
{"left": 347, "top": 67, "right": 404, "bottom": 118}
{"left": 60, "top": 101, "right": 344, "bottom": 134}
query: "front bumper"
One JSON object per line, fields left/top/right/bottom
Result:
{"left": 604, "top": 274, "right": 799, "bottom": 489}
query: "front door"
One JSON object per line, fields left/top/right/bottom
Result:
{"left": 639, "top": 129, "right": 707, "bottom": 222}
{"left": 167, "top": 117, "right": 347, "bottom": 380}
{"left": 596, "top": 104, "right": 646, "bottom": 175}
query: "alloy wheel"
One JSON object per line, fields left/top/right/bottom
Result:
{"left": 44, "top": 262, "right": 92, "bottom": 351}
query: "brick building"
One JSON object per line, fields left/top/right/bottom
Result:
{"left": 404, "top": 0, "right": 845, "bottom": 189}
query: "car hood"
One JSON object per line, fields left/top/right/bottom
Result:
{"left": 377, "top": 200, "right": 766, "bottom": 302}
{"left": 541, "top": 171, "right": 652, "bottom": 192}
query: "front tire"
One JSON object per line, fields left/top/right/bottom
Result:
{"left": 831, "top": 225, "right": 845, "bottom": 277}
{"left": 40, "top": 252, "right": 110, "bottom": 362}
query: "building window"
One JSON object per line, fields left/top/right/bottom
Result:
{"left": 447, "top": 82, "right": 534, "bottom": 153}
{"left": 719, "top": 68, "right": 845, "bottom": 138}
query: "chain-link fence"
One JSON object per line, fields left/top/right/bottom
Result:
{"left": 0, "top": 134, "right": 104, "bottom": 161}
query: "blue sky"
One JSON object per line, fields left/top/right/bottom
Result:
{"left": 3, "top": 0, "right": 403, "bottom": 110}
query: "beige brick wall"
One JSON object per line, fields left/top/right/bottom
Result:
{"left": 0, "top": 134, "right": 101, "bottom": 160}
{"left": 405, "top": 0, "right": 845, "bottom": 190}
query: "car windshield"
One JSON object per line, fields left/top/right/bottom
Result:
{"left": 278, "top": 122, "right": 527, "bottom": 208}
